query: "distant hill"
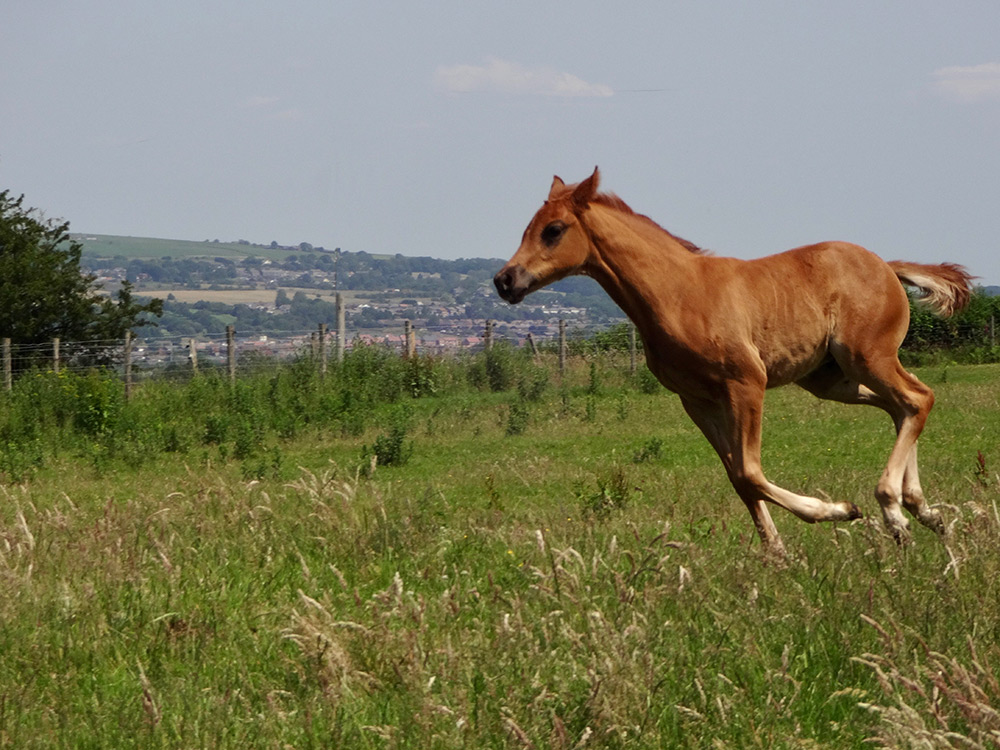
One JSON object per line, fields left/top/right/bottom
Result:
{"left": 75, "top": 234, "right": 349, "bottom": 262}
{"left": 74, "top": 233, "right": 627, "bottom": 336}
{"left": 982, "top": 285, "right": 1000, "bottom": 297}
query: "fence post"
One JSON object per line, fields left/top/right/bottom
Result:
{"left": 53, "top": 337, "right": 61, "bottom": 374}
{"left": 2, "top": 338, "right": 10, "bottom": 392}
{"left": 525, "top": 332, "right": 537, "bottom": 357}
{"left": 318, "top": 323, "right": 328, "bottom": 377}
{"left": 404, "top": 320, "right": 415, "bottom": 358}
{"left": 226, "top": 325, "right": 236, "bottom": 384}
{"left": 558, "top": 319, "right": 567, "bottom": 376}
{"left": 188, "top": 338, "right": 198, "bottom": 375}
{"left": 992, "top": 314, "right": 996, "bottom": 347}
{"left": 336, "top": 293, "right": 346, "bottom": 363}
{"left": 124, "top": 331, "right": 133, "bottom": 401}
{"left": 629, "top": 324, "right": 637, "bottom": 375}
{"left": 484, "top": 319, "right": 493, "bottom": 352}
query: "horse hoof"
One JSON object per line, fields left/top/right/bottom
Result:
{"left": 921, "top": 511, "right": 946, "bottom": 536}
{"left": 846, "top": 503, "right": 862, "bottom": 520}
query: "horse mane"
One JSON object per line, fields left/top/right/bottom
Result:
{"left": 592, "top": 192, "right": 708, "bottom": 256}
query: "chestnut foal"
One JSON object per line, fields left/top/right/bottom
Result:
{"left": 495, "top": 168, "right": 972, "bottom": 556}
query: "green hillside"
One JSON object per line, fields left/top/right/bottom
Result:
{"left": 76, "top": 234, "right": 306, "bottom": 261}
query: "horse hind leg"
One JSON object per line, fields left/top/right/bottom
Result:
{"left": 798, "top": 359, "right": 943, "bottom": 541}
{"left": 899, "top": 436, "right": 946, "bottom": 535}
{"left": 796, "top": 362, "right": 908, "bottom": 538}
{"left": 850, "top": 359, "right": 937, "bottom": 542}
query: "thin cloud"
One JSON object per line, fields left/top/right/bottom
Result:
{"left": 434, "top": 58, "right": 613, "bottom": 98}
{"left": 931, "top": 62, "right": 1000, "bottom": 102}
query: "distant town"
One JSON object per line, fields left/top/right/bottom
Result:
{"left": 77, "top": 234, "right": 627, "bottom": 353}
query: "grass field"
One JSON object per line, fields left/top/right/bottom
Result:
{"left": 1, "top": 356, "right": 998, "bottom": 748}
{"left": 77, "top": 234, "right": 392, "bottom": 263}
{"left": 77, "top": 235, "right": 301, "bottom": 262}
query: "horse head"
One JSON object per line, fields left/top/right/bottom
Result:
{"left": 494, "top": 167, "right": 600, "bottom": 304}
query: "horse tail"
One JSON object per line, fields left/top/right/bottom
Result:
{"left": 888, "top": 261, "right": 975, "bottom": 318}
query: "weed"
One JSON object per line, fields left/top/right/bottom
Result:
{"left": 506, "top": 401, "right": 530, "bottom": 436}
{"left": 616, "top": 393, "right": 632, "bottom": 421}
{"left": 587, "top": 360, "right": 602, "bottom": 396}
{"left": 634, "top": 367, "right": 661, "bottom": 394}
{"left": 484, "top": 471, "right": 503, "bottom": 510}
{"left": 974, "top": 449, "right": 989, "bottom": 487}
{"left": 406, "top": 353, "right": 439, "bottom": 398}
{"left": 516, "top": 364, "right": 549, "bottom": 402}
{"left": 577, "top": 464, "right": 634, "bottom": 517}
{"left": 633, "top": 436, "right": 664, "bottom": 464}
{"left": 363, "top": 407, "right": 413, "bottom": 469}
{"left": 559, "top": 385, "right": 572, "bottom": 416}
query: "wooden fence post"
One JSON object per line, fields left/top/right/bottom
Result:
{"left": 188, "top": 338, "right": 198, "bottom": 375}
{"left": 404, "top": 320, "right": 415, "bottom": 358}
{"left": 2, "top": 338, "right": 11, "bottom": 392}
{"left": 226, "top": 325, "right": 236, "bottom": 384}
{"left": 124, "top": 331, "right": 133, "bottom": 401}
{"left": 484, "top": 319, "right": 493, "bottom": 352}
{"left": 53, "top": 337, "right": 61, "bottom": 374}
{"left": 318, "top": 323, "right": 328, "bottom": 377}
{"left": 525, "top": 332, "right": 537, "bottom": 357}
{"left": 336, "top": 293, "right": 346, "bottom": 363}
{"left": 558, "top": 319, "right": 567, "bottom": 376}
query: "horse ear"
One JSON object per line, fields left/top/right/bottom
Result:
{"left": 548, "top": 175, "right": 566, "bottom": 200}
{"left": 571, "top": 166, "right": 600, "bottom": 208}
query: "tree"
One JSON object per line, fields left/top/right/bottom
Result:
{"left": 0, "top": 190, "right": 162, "bottom": 362}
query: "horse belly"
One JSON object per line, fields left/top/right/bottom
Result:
{"left": 759, "top": 323, "right": 831, "bottom": 388}
{"left": 764, "top": 345, "right": 829, "bottom": 388}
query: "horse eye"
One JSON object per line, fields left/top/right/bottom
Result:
{"left": 540, "top": 222, "right": 566, "bottom": 246}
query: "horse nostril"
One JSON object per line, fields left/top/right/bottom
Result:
{"left": 494, "top": 270, "right": 512, "bottom": 294}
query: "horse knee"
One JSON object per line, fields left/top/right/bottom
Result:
{"left": 728, "top": 471, "right": 766, "bottom": 502}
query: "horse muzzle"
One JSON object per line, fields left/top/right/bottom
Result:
{"left": 493, "top": 265, "right": 535, "bottom": 304}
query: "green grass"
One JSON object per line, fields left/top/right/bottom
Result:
{"left": 77, "top": 234, "right": 392, "bottom": 262}
{"left": 0, "top": 358, "right": 998, "bottom": 748}
{"left": 77, "top": 234, "right": 281, "bottom": 261}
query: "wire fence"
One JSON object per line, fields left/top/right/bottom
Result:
{"left": 1, "top": 318, "right": 636, "bottom": 393}
{"left": 3, "top": 310, "right": 995, "bottom": 393}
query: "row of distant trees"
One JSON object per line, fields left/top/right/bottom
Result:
{"left": 83, "top": 250, "right": 501, "bottom": 294}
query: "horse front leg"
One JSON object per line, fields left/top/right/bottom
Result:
{"left": 683, "top": 383, "right": 862, "bottom": 552}
{"left": 680, "top": 396, "right": 786, "bottom": 558}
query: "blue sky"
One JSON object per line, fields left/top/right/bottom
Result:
{"left": 2, "top": 1, "right": 998, "bottom": 283}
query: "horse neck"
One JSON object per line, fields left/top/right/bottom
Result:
{"left": 580, "top": 203, "right": 701, "bottom": 334}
